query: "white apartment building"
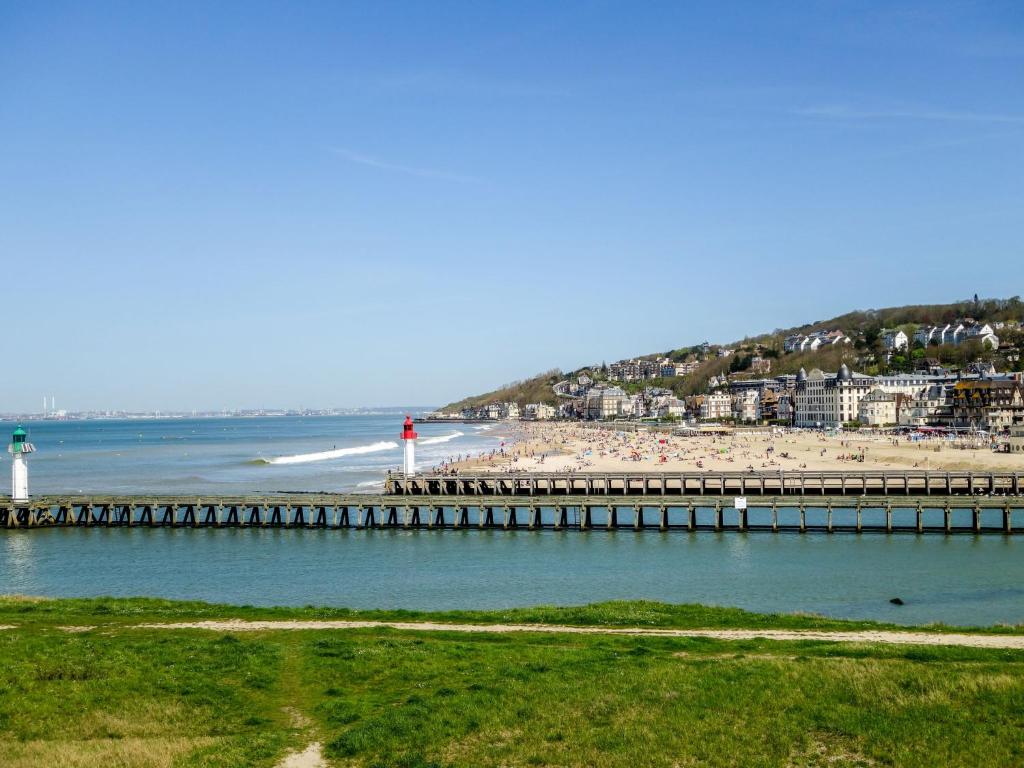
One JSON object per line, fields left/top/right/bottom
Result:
{"left": 700, "top": 391, "right": 733, "bottom": 420}
{"left": 857, "top": 388, "right": 898, "bottom": 427}
{"left": 794, "top": 366, "right": 875, "bottom": 428}
{"left": 655, "top": 397, "right": 686, "bottom": 418}
{"left": 524, "top": 403, "right": 555, "bottom": 420}
{"left": 585, "top": 386, "right": 628, "bottom": 420}
{"left": 733, "top": 389, "right": 760, "bottom": 423}
{"left": 874, "top": 373, "right": 948, "bottom": 398}
{"left": 913, "top": 321, "right": 999, "bottom": 350}
{"left": 881, "top": 329, "right": 909, "bottom": 351}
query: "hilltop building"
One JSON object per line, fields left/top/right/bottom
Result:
{"left": 881, "top": 329, "right": 909, "bottom": 351}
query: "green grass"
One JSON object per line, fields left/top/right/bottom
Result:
{"left": 2, "top": 598, "right": 1024, "bottom": 766}
{"left": 2, "top": 595, "right": 1022, "bottom": 634}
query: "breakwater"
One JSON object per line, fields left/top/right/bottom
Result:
{"left": 3, "top": 494, "right": 1022, "bottom": 534}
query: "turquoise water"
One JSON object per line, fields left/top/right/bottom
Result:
{"left": 2, "top": 527, "right": 1023, "bottom": 626}
{"left": 2, "top": 417, "right": 1023, "bottom": 626}
{"left": 5, "top": 415, "right": 503, "bottom": 495}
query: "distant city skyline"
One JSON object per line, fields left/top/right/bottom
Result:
{"left": 2, "top": 2, "right": 1022, "bottom": 412}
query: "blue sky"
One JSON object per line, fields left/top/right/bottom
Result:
{"left": 2, "top": 1, "right": 1022, "bottom": 411}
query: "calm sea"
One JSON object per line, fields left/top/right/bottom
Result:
{"left": 4, "top": 414, "right": 503, "bottom": 495}
{"left": 1, "top": 416, "right": 1022, "bottom": 627}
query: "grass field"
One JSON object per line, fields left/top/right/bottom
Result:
{"left": 1, "top": 597, "right": 1023, "bottom": 767}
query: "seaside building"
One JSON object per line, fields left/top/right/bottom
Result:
{"left": 700, "top": 391, "right": 732, "bottom": 420}
{"left": 857, "top": 388, "right": 900, "bottom": 427}
{"left": 654, "top": 397, "right": 686, "bottom": 418}
{"left": 758, "top": 389, "right": 780, "bottom": 421}
{"left": 585, "top": 386, "right": 628, "bottom": 420}
{"left": 899, "top": 384, "right": 954, "bottom": 428}
{"left": 874, "top": 373, "right": 951, "bottom": 398}
{"left": 776, "top": 392, "right": 795, "bottom": 424}
{"left": 793, "top": 365, "right": 875, "bottom": 428}
{"left": 524, "top": 403, "right": 555, "bottom": 420}
{"left": 732, "top": 389, "right": 760, "bottom": 423}
{"left": 951, "top": 379, "right": 1024, "bottom": 430}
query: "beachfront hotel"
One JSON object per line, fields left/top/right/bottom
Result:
{"left": 793, "top": 365, "right": 875, "bottom": 429}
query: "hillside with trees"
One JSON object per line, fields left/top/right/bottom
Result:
{"left": 439, "top": 297, "right": 1023, "bottom": 411}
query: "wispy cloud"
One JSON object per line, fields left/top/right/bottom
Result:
{"left": 794, "top": 105, "right": 1024, "bottom": 125}
{"left": 330, "top": 147, "right": 479, "bottom": 183}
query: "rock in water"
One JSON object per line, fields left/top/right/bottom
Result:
{"left": 889, "top": 597, "right": 905, "bottom": 606}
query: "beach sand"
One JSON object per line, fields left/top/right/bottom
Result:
{"left": 434, "top": 422, "right": 1022, "bottom": 475}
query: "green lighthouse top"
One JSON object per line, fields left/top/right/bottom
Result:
{"left": 10, "top": 426, "right": 29, "bottom": 453}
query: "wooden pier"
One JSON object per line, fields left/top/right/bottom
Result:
{"left": 2, "top": 494, "right": 1023, "bottom": 534}
{"left": 387, "top": 470, "right": 1024, "bottom": 498}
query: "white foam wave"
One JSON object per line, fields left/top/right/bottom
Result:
{"left": 473, "top": 425, "right": 493, "bottom": 431}
{"left": 419, "top": 431, "right": 464, "bottom": 445}
{"left": 265, "top": 441, "right": 398, "bottom": 465}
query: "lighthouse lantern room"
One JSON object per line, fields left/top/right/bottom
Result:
{"left": 8, "top": 425, "right": 35, "bottom": 501}
{"left": 400, "top": 416, "right": 418, "bottom": 476}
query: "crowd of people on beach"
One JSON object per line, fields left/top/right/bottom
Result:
{"left": 428, "top": 421, "right": 1011, "bottom": 475}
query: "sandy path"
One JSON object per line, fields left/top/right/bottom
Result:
{"left": 126, "top": 618, "right": 1024, "bottom": 649}
{"left": 275, "top": 742, "right": 326, "bottom": 768}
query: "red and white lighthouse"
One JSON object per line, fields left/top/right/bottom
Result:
{"left": 400, "top": 415, "right": 418, "bottom": 476}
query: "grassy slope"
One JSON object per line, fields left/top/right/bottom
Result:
{"left": 440, "top": 297, "right": 1023, "bottom": 410}
{"left": 2, "top": 598, "right": 1024, "bottom": 768}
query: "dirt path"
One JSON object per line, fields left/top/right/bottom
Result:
{"left": 275, "top": 742, "right": 325, "bottom": 768}
{"left": 123, "top": 618, "right": 1024, "bottom": 649}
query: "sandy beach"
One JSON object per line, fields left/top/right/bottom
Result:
{"left": 432, "top": 422, "right": 1024, "bottom": 475}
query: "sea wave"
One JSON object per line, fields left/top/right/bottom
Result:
{"left": 257, "top": 441, "right": 399, "bottom": 465}
{"left": 419, "top": 431, "right": 464, "bottom": 445}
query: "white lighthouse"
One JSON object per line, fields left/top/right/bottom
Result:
{"left": 8, "top": 426, "right": 35, "bottom": 501}
{"left": 400, "top": 415, "right": 418, "bottom": 476}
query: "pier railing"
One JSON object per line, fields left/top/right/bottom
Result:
{"left": 2, "top": 493, "right": 1022, "bottom": 534}
{"left": 387, "top": 470, "right": 1024, "bottom": 497}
